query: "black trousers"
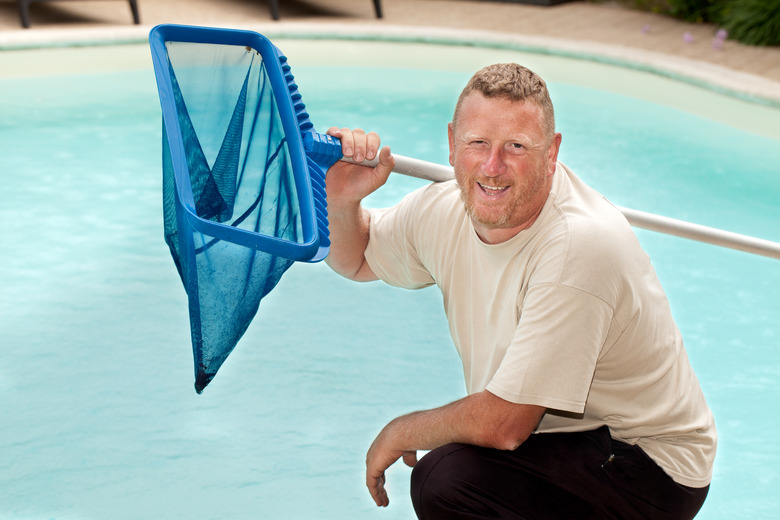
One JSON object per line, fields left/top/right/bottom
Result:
{"left": 410, "top": 426, "right": 709, "bottom": 520}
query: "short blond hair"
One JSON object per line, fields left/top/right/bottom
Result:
{"left": 453, "top": 63, "right": 556, "bottom": 138}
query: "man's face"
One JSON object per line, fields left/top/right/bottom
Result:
{"left": 448, "top": 93, "right": 561, "bottom": 244}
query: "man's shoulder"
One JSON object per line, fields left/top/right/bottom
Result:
{"left": 537, "top": 165, "right": 650, "bottom": 286}
{"left": 420, "top": 178, "right": 460, "bottom": 199}
{"left": 550, "top": 164, "right": 636, "bottom": 251}
{"left": 401, "top": 179, "right": 463, "bottom": 218}
{"left": 370, "top": 179, "right": 465, "bottom": 241}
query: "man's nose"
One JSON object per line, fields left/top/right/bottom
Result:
{"left": 481, "top": 147, "right": 507, "bottom": 177}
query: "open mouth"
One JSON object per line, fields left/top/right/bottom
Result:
{"left": 478, "top": 182, "right": 509, "bottom": 196}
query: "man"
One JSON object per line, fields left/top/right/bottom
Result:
{"left": 324, "top": 63, "right": 716, "bottom": 519}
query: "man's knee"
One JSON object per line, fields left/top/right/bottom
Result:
{"left": 408, "top": 440, "right": 596, "bottom": 520}
{"left": 410, "top": 443, "right": 496, "bottom": 519}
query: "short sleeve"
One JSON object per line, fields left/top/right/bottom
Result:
{"left": 364, "top": 188, "right": 436, "bottom": 289}
{"left": 486, "top": 282, "right": 614, "bottom": 414}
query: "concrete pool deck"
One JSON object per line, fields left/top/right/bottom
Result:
{"left": 0, "top": 0, "right": 779, "bottom": 105}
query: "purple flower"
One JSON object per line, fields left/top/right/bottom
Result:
{"left": 683, "top": 32, "right": 694, "bottom": 44}
{"left": 641, "top": 24, "right": 650, "bottom": 34}
{"left": 712, "top": 38, "right": 723, "bottom": 50}
{"left": 716, "top": 29, "right": 728, "bottom": 40}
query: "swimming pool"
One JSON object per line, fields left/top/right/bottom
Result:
{"left": 1, "top": 39, "right": 779, "bottom": 519}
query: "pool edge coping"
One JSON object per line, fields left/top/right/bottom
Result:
{"left": 2, "top": 22, "right": 779, "bottom": 108}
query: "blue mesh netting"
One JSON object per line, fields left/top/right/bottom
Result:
{"left": 161, "top": 42, "right": 302, "bottom": 393}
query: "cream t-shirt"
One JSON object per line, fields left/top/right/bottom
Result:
{"left": 364, "top": 162, "right": 716, "bottom": 488}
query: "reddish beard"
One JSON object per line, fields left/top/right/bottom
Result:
{"left": 456, "top": 172, "right": 547, "bottom": 230}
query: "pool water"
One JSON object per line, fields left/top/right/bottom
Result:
{"left": 1, "top": 41, "right": 779, "bottom": 519}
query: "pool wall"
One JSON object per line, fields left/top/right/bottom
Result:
{"left": 1, "top": 22, "right": 779, "bottom": 109}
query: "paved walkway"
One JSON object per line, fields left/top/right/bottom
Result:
{"left": 1, "top": 0, "right": 779, "bottom": 102}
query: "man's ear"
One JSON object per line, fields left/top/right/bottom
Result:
{"left": 448, "top": 122, "right": 456, "bottom": 167}
{"left": 547, "top": 133, "right": 562, "bottom": 176}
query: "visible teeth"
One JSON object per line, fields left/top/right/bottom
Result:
{"left": 479, "top": 183, "right": 507, "bottom": 192}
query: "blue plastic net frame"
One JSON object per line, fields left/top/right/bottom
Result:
{"left": 149, "top": 24, "right": 341, "bottom": 392}
{"left": 149, "top": 24, "right": 329, "bottom": 262}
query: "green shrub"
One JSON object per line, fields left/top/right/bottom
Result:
{"left": 666, "top": 0, "right": 719, "bottom": 22}
{"left": 588, "top": 0, "right": 779, "bottom": 46}
{"left": 716, "top": 0, "right": 780, "bottom": 46}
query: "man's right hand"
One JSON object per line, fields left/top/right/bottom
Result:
{"left": 324, "top": 127, "right": 394, "bottom": 207}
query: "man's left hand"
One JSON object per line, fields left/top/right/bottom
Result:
{"left": 365, "top": 420, "right": 418, "bottom": 507}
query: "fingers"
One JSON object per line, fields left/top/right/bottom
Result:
{"left": 365, "top": 428, "right": 401, "bottom": 509}
{"left": 402, "top": 451, "right": 418, "bottom": 468}
{"left": 364, "top": 132, "right": 381, "bottom": 162}
{"left": 327, "top": 127, "right": 381, "bottom": 164}
{"left": 366, "top": 470, "right": 390, "bottom": 507}
{"left": 362, "top": 144, "right": 394, "bottom": 190}
{"left": 365, "top": 443, "right": 392, "bottom": 508}
{"left": 377, "top": 143, "right": 394, "bottom": 166}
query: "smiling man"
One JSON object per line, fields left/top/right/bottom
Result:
{"left": 324, "top": 63, "right": 716, "bottom": 520}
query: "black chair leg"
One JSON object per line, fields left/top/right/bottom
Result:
{"left": 373, "top": 0, "right": 382, "bottom": 18}
{"left": 18, "top": 0, "right": 32, "bottom": 28}
{"left": 128, "top": 0, "right": 140, "bottom": 24}
{"left": 17, "top": 0, "right": 140, "bottom": 27}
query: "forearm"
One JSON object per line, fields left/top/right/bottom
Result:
{"left": 365, "top": 391, "right": 545, "bottom": 507}
{"left": 380, "top": 391, "right": 543, "bottom": 453}
{"left": 324, "top": 201, "right": 377, "bottom": 282}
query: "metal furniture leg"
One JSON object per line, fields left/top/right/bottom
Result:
{"left": 128, "top": 0, "right": 140, "bottom": 23}
{"left": 17, "top": 0, "right": 31, "bottom": 28}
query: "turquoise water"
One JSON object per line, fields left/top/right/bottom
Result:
{"left": 1, "top": 45, "right": 780, "bottom": 519}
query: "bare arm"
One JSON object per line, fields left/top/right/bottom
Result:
{"left": 366, "top": 390, "right": 546, "bottom": 507}
{"left": 324, "top": 127, "right": 395, "bottom": 281}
